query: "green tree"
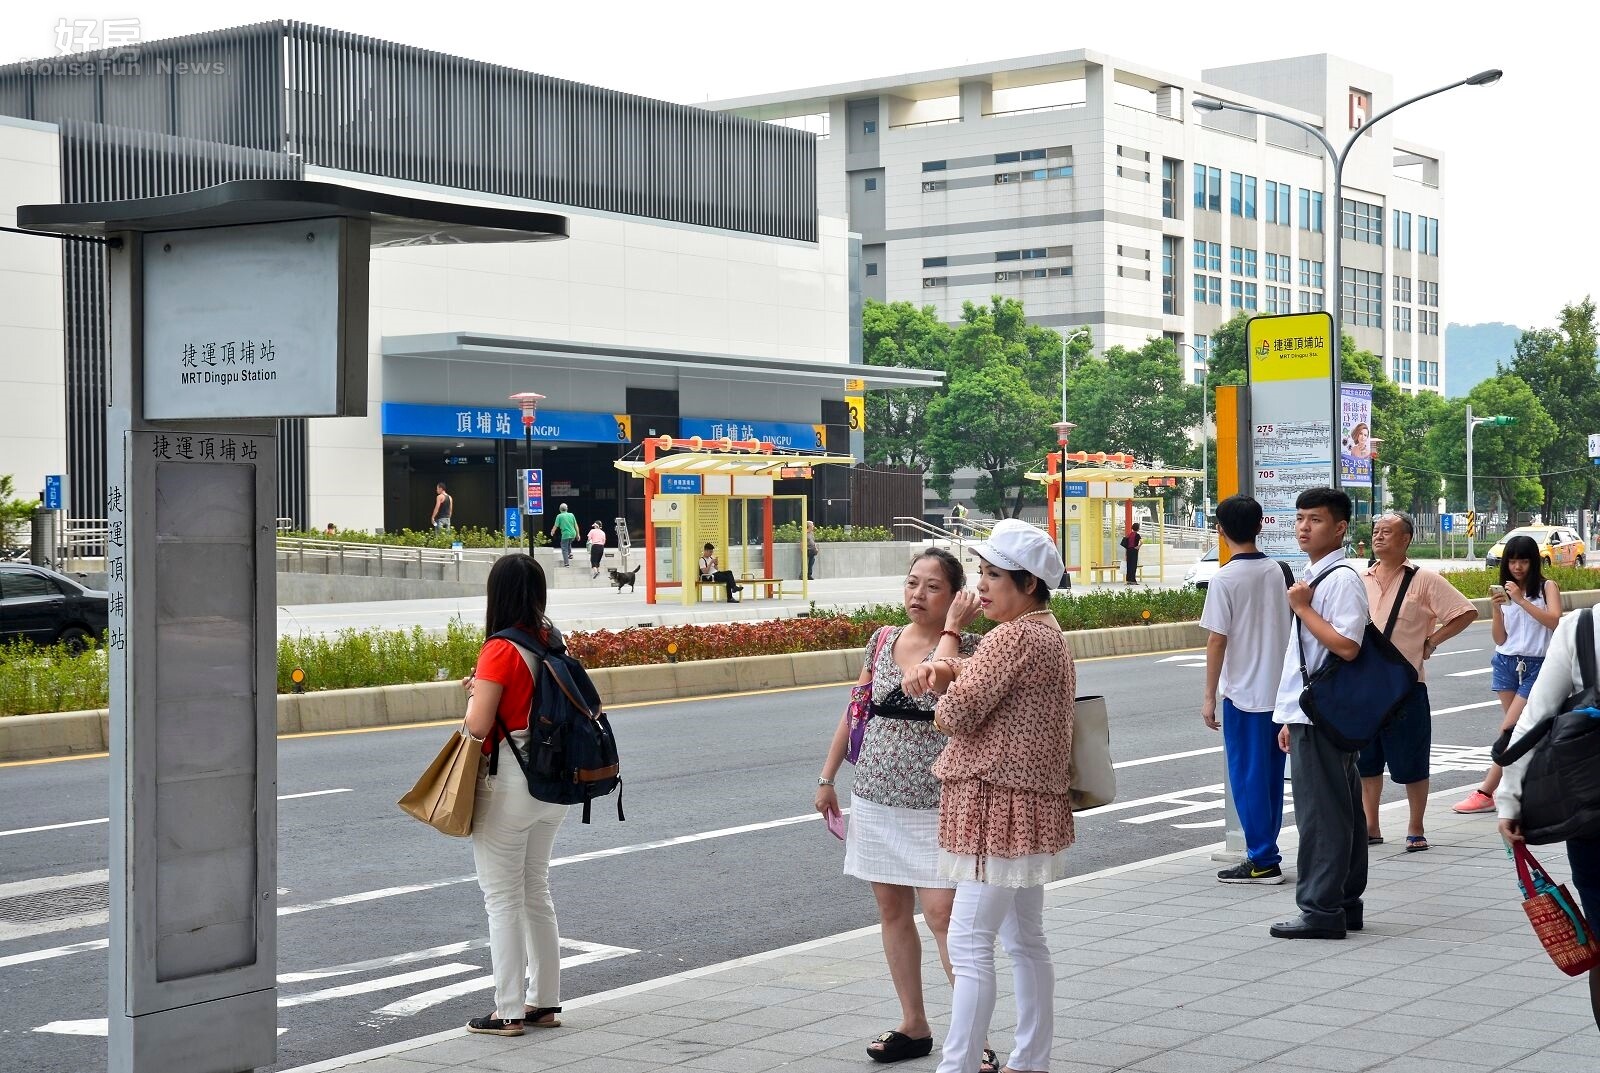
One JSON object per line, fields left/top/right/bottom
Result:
{"left": 0, "top": 474, "right": 35, "bottom": 549}
{"left": 1424, "top": 375, "right": 1557, "bottom": 515}
{"left": 861, "top": 301, "right": 952, "bottom": 467}
{"left": 1379, "top": 390, "right": 1448, "bottom": 517}
{"left": 1064, "top": 337, "right": 1201, "bottom": 471}
{"left": 1504, "top": 298, "right": 1600, "bottom": 518}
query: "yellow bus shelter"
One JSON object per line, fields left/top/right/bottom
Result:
{"left": 615, "top": 435, "right": 855, "bottom": 605}
{"left": 1027, "top": 456, "right": 1202, "bottom": 584}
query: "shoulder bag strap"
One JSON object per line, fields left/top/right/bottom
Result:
{"left": 1279, "top": 560, "right": 1294, "bottom": 589}
{"left": 1578, "top": 609, "right": 1597, "bottom": 693}
{"left": 868, "top": 626, "right": 893, "bottom": 683}
{"left": 1382, "top": 566, "right": 1417, "bottom": 640}
{"left": 1296, "top": 563, "right": 1359, "bottom": 684}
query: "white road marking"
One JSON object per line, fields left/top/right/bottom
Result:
{"left": 1433, "top": 648, "right": 1482, "bottom": 657}
{"left": 1448, "top": 667, "right": 1494, "bottom": 677}
{"left": 278, "top": 963, "right": 479, "bottom": 1009}
{"left": 1155, "top": 654, "right": 1200, "bottom": 663}
{"left": 1076, "top": 784, "right": 1222, "bottom": 818}
{"left": 34, "top": 1019, "right": 288, "bottom": 1037}
{"left": 0, "top": 789, "right": 351, "bottom": 839}
{"left": 368, "top": 941, "right": 636, "bottom": 1019}
{"left": 278, "top": 940, "right": 488, "bottom": 983}
{"left": 1114, "top": 746, "right": 1221, "bottom": 769}
{"left": 0, "top": 869, "right": 108, "bottom": 899}
{"left": 1433, "top": 700, "right": 1499, "bottom": 715}
{"left": 0, "top": 937, "right": 108, "bottom": 970}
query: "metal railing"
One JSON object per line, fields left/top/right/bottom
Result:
{"left": 275, "top": 537, "right": 468, "bottom": 582}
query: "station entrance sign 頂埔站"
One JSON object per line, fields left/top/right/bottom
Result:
{"left": 1246, "top": 311, "right": 1336, "bottom": 562}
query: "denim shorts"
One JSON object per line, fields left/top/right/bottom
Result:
{"left": 1490, "top": 652, "right": 1545, "bottom": 698}
{"left": 1356, "top": 682, "right": 1431, "bottom": 784}
{"left": 1567, "top": 837, "right": 1600, "bottom": 924}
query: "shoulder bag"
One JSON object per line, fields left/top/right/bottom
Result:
{"left": 397, "top": 727, "right": 482, "bottom": 837}
{"left": 1068, "top": 695, "right": 1115, "bottom": 811}
{"left": 1511, "top": 841, "right": 1600, "bottom": 976}
{"left": 1296, "top": 563, "right": 1418, "bottom": 751}
{"left": 845, "top": 627, "right": 895, "bottom": 764}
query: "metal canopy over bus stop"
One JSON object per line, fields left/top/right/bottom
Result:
{"left": 614, "top": 436, "right": 854, "bottom": 605}
{"left": 1028, "top": 458, "right": 1203, "bottom": 584}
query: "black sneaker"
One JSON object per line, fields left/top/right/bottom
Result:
{"left": 1217, "top": 861, "right": 1285, "bottom": 885}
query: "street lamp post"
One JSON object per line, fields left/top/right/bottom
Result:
{"left": 1176, "top": 339, "right": 1208, "bottom": 523}
{"left": 510, "top": 391, "right": 545, "bottom": 554}
{"left": 1052, "top": 420, "right": 1077, "bottom": 586}
{"left": 1193, "top": 69, "right": 1501, "bottom": 490}
{"left": 1367, "top": 436, "right": 1384, "bottom": 521}
{"left": 1465, "top": 403, "right": 1515, "bottom": 560}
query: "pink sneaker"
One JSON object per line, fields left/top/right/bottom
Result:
{"left": 1452, "top": 790, "right": 1496, "bottom": 814}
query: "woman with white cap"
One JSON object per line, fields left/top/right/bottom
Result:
{"left": 903, "top": 519, "right": 1075, "bottom": 1073}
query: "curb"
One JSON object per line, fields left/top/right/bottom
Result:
{"left": 8, "top": 591, "right": 1596, "bottom": 764}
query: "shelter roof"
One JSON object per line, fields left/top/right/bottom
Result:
{"left": 616, "top": 449, "right": 855, "bottom": 480}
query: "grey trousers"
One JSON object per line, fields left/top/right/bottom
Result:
{"left": 1289, "top": 723, "right": 1368, "bottom": 928}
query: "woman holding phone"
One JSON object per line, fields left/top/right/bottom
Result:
{"left": 1453, "top": 534, "right": 1563, "bottom": 814}
{"left": 814, "top": 549, "right": 983, "bottom": 1065}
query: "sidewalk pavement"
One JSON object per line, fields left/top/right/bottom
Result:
{"left": 289, "top": 798, "right": 1597, "bottom": 1073}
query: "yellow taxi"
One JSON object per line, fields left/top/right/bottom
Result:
{"left": 1483, "top": 525, "right": 1587, "bottom": 569}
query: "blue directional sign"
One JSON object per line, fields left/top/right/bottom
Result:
{"left": 1441, "top": 513, "right": 1454, "bottom": 533}
{"left": 520, "top": 468, "right": 544, "bottom": 515}
{"left": 1062, "top": 480, "right": 1089, "bottom": 497}
{"left": 43, "top": 475, "right": 64, "bottom": 510}
{"left": 504, "top": 507, "right": 522, "bottom": 539}
{"left": 661, "top": 474, "right": 704, "bottom": 495}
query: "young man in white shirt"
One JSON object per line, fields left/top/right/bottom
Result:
{"left": 1201, "top": 495, "right": 1293, "bottom": 884}
{"left": 1270, "top": 487, "right": 1371, "bottom": 940}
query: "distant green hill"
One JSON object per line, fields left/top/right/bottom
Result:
{"left": 1445, "top": 322, "right": 1522, "bottom": 397}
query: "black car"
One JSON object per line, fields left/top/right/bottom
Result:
{"left": 0, "top": 562, "right": 109, "bottom": 649}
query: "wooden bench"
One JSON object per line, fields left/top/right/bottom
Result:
{"left": 697, "top": 576, "right": 788, "bottom": 601}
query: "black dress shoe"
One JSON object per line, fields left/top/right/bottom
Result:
{"left": 1269, "top": 918, "right": 1346, "bottom": 940}
{"left": 1346, "top": 915, "right": 1363, "bottom": 931}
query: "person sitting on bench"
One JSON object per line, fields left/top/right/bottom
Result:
{"left": 699, "top": 544, "right": 743, "bottom": 603}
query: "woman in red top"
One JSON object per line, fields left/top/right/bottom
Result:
{"left": 460, "top": 554, "right": 570, "bottom": 1036}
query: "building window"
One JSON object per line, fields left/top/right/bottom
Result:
{"left": 1245, "top": 176, "right": 1257, "bottom": 219}
{"left": 1195, "top": 274, "right": 1223, "bottom": 305}
{"left": 1023, "top": 268, "right": 1048, "bottom": 279}
{"left": 1021, "top": 148, "right": 1046, "bottom": 161}
{"left": 865, "top": 263, "right": 879, "bottom": 277}
{"left": 1264, "top": 180, "right": 1291, "bottom": 225}
{"left": 1230, "top": 247, "right": 1257, "bottom": 278}
{"left": 996, "top": 250, "right": 1020, "bottom": 261}
{"left": 1341, "top": 267, "right": 1384, "bottom": 327}
{"left": 1161, "top": 236, "right": 1179, "bottom": 315}
{"left": 1420, "top": 280, "right": 1439, "bottom": 307}
{"left": 1299, "top": 189, "right": 1325, "bottom": 232}
{"left": 1297, "top": 258, "right": 1325, "bottom": 290}
{"left": 1230, "top": 172, "right": 1243, "bottom": 216}
{"left": 922, "top": 276, "right": 947, "bottom": 288}
{"left": 1052, "top": 266, "right": 1074, "bottom": 277}
{"left": 1230, "top": 279, "right": 1244, "bottom": 308}
{"left": 1162, "top": 158, "right": 1180, "bottom": 219}
{"left": 1244, "top": 282, "right": 1258, "bottom": 310}
{"left": 1022, "top": 247, "right": 1049, "bottom": 259}
{"left": 1396, "top": 357, "right": 1412, "bottom": 384}
{"left": 1396, "top": 305, "right": 1412, "bottom": 333}
{"left": 1426, "top": 359, "right": 1440, "bottom": 385}
{"left": 1265, "top": 285, "right": 1289, "bottom": 314}
{"left": 1419, "top": 216, "right": 1440, "bottom": 255}
{"left": 922, "top": 160, "right": 947, "bottom": 172}
{"left": 922, "top": 256, "right": 947, "bottom": 268}
{"left": 995, "top": 151, "right": 1019, "bottom": 164}
{"left": 1341, "top": 198, "right": 1383, "bottom": 244}
{"left": 864, "top": 177, "right": 878, "bottom": 192}
{"left": 863, "top": 120, "right": 876, "bottom": 134}
{"left": 1394, "top": 210, "right": 1412, "bottom": 251}
{"left": 1298, "top": 290, "right": 1325, "bottom": 312}
{"left": 1394, "top": 275, "right": 1412, "bottom": 303}
{"left": 1194, "top": 164, "right": 1221, "bottom": 211}
{"left": 1422, "top": 309, "right": 1440, "bottom": 335}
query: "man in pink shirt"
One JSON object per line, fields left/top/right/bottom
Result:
{"left": 1358, "top": 512, "right": 1478, "bottom": 851}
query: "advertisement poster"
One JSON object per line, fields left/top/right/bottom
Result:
{"left": 1246, "top": 312, "right": 1336, "bottom": 561}
{"left": 1339, "top": 384, "right": 1373, "bottom": 489}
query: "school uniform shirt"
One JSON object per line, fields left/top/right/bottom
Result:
{"left": 1198, "top": 552, "right": 1292, "bottom": 712}
{"left": 1361, "top": 559, "right": 1475, "bottom": 681}
{"left": 1272, "top": 550, "right": 1371, "bottom": 726}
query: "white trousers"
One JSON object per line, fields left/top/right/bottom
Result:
{"left": 936, "top": 881, "right": 1053, "bottom": 1073}
{"left": 471, "top": 742, "right": 569, "bottom": 1020}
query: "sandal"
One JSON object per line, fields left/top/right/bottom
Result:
{"left": 1367, "top": 835, "right": 1384, "bottom": 845}
{"left": 980, "top": 1046, "right": 999, "bottom": 1073}
{"left": 1405, "top": 835, "right": 1430, "bottom": 853}
{"left": 522, "top": 1005, "right": 562, "bottom": 1028}
{"left": 466, "top": 1013, "right": 523, "bottom": 1036}
{"left": 867, "top": 1031, "right": 934, "bottom": 1063}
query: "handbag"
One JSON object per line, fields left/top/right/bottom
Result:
{"left": 397, "top": 727, "right": 483, "bottom": 837}
{"left": 1511, "top": 842, "right": 1600, "bottom": 976}
{"left": 1296, "top": 564, "right": 1418, "bottom": 752}
{"left": 1491, "top": 610, "right": 1600, "bottom": 844}
{"left": 845, "top": 627, "right": 895, "bottom": 764}
{"left": 1068, "top": 695, "right": 1115, "bottom": 811}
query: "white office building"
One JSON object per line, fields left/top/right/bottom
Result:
{"left": 710, "top": 50, "right": 1447, "bottom": 395}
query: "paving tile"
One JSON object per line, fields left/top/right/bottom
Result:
{"left": 1175, "top": 1032, "right": 1294, "bottom": 1062}
{"left": 1128, "top": 1049, "right": 1257, "bottom": 1073}
{"left": 1405, "top": 1037, "right": 1541, "bottom": 1067}
{"left": 1268, "top": 1044, "right": 1393, "bottom": 1072}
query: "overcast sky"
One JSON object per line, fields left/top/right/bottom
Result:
{"left": 4, "top": 1, "right": 1586, "bottom": 331}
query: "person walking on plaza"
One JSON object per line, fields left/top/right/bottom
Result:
{"left": 698, "top": 543, "right": 743, "bottom": 602}
{"left": 903, "top": 519, "right": 1075, "bottom": 1073}
{"left": 1497, "top": 608, "right": 1600, "bottom": 1032}
{"left": 586, "top": 520, "right": 607, "bottom": 578}
{"left": 1199, "top": 494, "right": 1292, "bottom": 884}
{"left": 431, "top": 482, "right": 453, "bottom": 530}
{"left": 1359, "top": 512, "right": 1477, "bottom": 851}
{"left": 805, "top": 520, "right": 820, "bottom": 580}
{"left": 550, "top": 503, "right": 578, "bottom": 567}
{"left": 814, "top": 550, "right": 984, "bottom": 1066}
{"left": 459, "top": 554, "right": 568, "bottom": 1036}
{"left": 1270, "top": 488, "right": 1371, "bottom": 940}
{"left": 1119, "top": 521, "right": 1142, "bottom": 584}
{"left": 1453, "top": 534, "right": 1563, "bottom": 815}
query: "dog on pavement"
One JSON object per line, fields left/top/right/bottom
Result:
{"left": 607, "top": 566, "right": 640, "bottom": 593}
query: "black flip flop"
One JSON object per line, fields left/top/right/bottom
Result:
{"left": 980, "top": 1046, "right": 1000, "bottom": 1073}
{"left": 867, "top": 1031, "right": 934, "bottom": 1063}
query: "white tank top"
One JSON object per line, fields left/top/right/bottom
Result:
{"left": 1498, "top": 587, "right": 1554, "bottom": 657}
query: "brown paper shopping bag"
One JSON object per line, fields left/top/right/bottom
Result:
{"left": 398, "top": 728, "right": 483, "bottom": 837}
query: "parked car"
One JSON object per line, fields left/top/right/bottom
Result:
{"left": 1483, "top": 525, "right": 1587, "bottom": 569}
{"left": 1183, "top": 545, "right": 1221, "bottom": 589}
{"left": 0, "top": 563, "right": 108, "bottom": 649}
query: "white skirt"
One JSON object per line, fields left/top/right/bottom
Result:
{"left": 843, "top": 796, "right": 955, "bottom": 889}
{"left": 937, "top": 847, "right": 1072, "bottom": 888}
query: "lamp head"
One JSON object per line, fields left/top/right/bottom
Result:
{"left": 1466, "top": 69, "right": 1503, "bottom": 86}
{"left": 1192, "top": 98, "right": 1225, "bottom": 113}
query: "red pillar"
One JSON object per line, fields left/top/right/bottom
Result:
{"left": 1046, "top": 454, "right": 1059, "bottom": 542}
{"left": 644, "top": 437, "right": 659, "bottom": 605}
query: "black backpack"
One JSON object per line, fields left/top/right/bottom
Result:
{"left": 489, "top": 626, "right": 624, "bottom": 824}
{"left": 1492, "top": 610, "right": 1600, "bottom": 845}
